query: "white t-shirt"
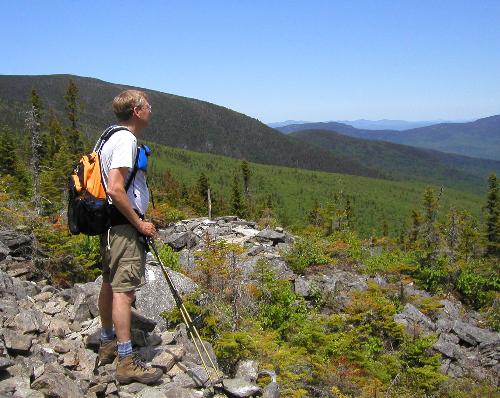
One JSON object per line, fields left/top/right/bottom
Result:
{"left": 99, "top": 127, "right": 150, "bottom": 216}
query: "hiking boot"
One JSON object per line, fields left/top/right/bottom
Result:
{"left": 98, "top": 339, "right": 117, "bottom": 365}
{"left": 116, "top": 353, "right": 163, "bottom": 385}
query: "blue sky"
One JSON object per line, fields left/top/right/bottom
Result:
{"left": 2, "top": 1, "right": 499, "bottom": 123}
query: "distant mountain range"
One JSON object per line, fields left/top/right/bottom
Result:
{"left": 269, "top": 119, "right": 470, "bottom": 131}
{"left": 267, "top": 120, "right": 311, "bottom": 128}
{"left": 277, "top": 117, "right": 500, "bottom": 161}
{"left": 0, "top": 74, "right": 498, "bottom": 194}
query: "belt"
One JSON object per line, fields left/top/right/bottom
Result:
{"left": 109, "top": 205, "right": 144, "bottom": 226}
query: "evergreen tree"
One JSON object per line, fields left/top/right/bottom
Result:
{"left": 26, "top": 93, "right": 42, "bottom": 214}
{"left": 308, "top": 198, "right": 322, "bottom": 226}
{"left": 30, "top": 89, "right": 43, "bottom": 128}
{"left": 445, "top": 208, "right": 460, "bottom": 262}
{"left": 64, "top": 79, "right": 83, "bottom": 156}
{"left": 422, "top": 187, "right": 440, "bottom": 252}
{"left": 231, "top": 174, "right": 245, "bottom": 218}
{"left": 408, "top": 209, "right": 422, "bottom": 244}
{"left": 484, "top": 173, "right": 500, "bottom": 256}
{"left": 457, "top": 211, "right": 481, "bottom": 261}
{"left": 41, "top": 139, "right": 73, "bottom": 214}
{"left": 197, "top": 172, "right": 210, "bottom": 202}
{"left": 47, "top": 108, "right": 64, "bottom": 159}
{"left": 240, "top": 160, "right": 251, "bottom": 197}
{"left": 0, "top": 130, "right": 18, "bottom": 176}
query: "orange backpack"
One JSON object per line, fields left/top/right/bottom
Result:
{"left": 68, "top": 126, "right": 136, "bottom": 235}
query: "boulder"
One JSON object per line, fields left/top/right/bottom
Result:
{"left": 394, "top": 303, "right": 435, "bottom": 335}
{"left": 0, "top": 230, "right": 33, "bottom": 257}
{"left": 432, "top": 333, "right": 460, "bottom": 358}
{"left": 235, "top": 360, "right": 258, "bottom": 383}
{"left": 30, "top": 366, "right": 85, "bottom": 398}
{"left": 0, "top": 241, "right": 10, "bottom": 261}
{"left": 162, "top": 232, "right": 199, "bottom": 251}
{"left": 452, "top": 320, "right": 499, "bottom": 346}
{"left": 221, "top": 378, "right": 262, "bottom": 397}
{"left": 3, "top": 329, "right": 32, "bottom": 354}
{"left": 255, "top": 229, "right": 286, "bottom": 245}
{"left": 135, "top": 265, "right": 197, "bottom": 331}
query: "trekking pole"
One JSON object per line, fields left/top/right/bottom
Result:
{"left": 147, "top": 238, "right": 222, "bottom": 385}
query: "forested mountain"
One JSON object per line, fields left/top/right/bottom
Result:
{"left": 289, "top": 129, "right": 500, "bottom": 193}
{"left": 278, "top": 116, "right": 500, "bottom": 160}
{"left": 0, "top": 74, "right": 382, "bottom": 179}
{"left": 0, "top": 74, "right": 497, "bottom": 194}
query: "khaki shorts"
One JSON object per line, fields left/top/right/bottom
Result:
{"left": 100, "top": 224, "right": 146, "bottom": 292}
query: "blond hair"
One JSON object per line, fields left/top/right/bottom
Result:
{"left": 112, "top": 90, "right": 148, "bottom": 121}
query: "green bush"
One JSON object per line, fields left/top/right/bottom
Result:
{"left": 284, "top": 236, "right": 330, "bottom": 274}
{"left": 456, "top": 265, "right": 499, "bottom": 309}
{"left": 156, "top": 240, "right": 182, "bottom": 272}
{"left": 364, "top": 248, "right": 418, "bottom": 276}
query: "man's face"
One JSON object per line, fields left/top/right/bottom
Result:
{"left": 134, "top": 99, "right": 152, "bottom": 128}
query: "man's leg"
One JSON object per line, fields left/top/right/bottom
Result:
{"left": 99, "top": 282, "right": 114, "bottom": 330}
{"left": 97, "top": 282, "right": 117, "bottom": 364}
{"left": 113, "top": 291, "right": 135, "bottom": 357}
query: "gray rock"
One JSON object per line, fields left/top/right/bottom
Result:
{"left": 151, "top": 349, "right": 176, "bottom": 372}
{"left": 163, "top": 232, "right": 199, "bottom": 251}
{"left": 222, "top": 378, "right": 262, "bottom": 397}
{"left": 53, "top": 341, "right": 71, "bottom": 354}
{"left": 12, "top": 387, "right": 45, "bottom": 398}
{"left": 0, "top": 230, "right": 33, "bottom": 257}
{"left": 173, "top": 372, "right": 197, "bottom": 388}
{"left": 186, "top": 365, "right": 211, "bottom": 387}
{"left": 131, "top": 328, "right": 148, "bottom": 347}
{"left": 135, "top": 265, "right": 197, "bottom": 331}
{"left": 435, "top": 318, "right": 454, "bottom": 333}
{"left": 0, "top": 270, "right": 34, "bottom": 299}
{"left": 235, "top": 360, "right": 258, "bottom": 383}
{"left": 263, "top": 382, "right": 280, "bottom": 398}
{"left": 3, "top": 329, "right": 32, "bottom": 354}
{"left": 131, "top": 308, "right": 157, "bottom": 332}
{"left": 178, "top": 249, "right": 197, "bottom": 273}
{"left": 394, "top": 303, "right": 435, "bottom": 334}
{"left": 246, "top": 246, "right": 265, "bottom": 257}
{"left": 119, "top": 382, "right": 147, "bottom": 395}
{"left": 160, "top": 331, "right": 176, "bottom": 345}
{"left": 163, "top": 385, "right": 203, "bottom": 398}
{"left": 85, "top": 330, "right": 101, "bottom": 351}
{"left": 7, "top": 309, "right": 45, "bottom": 334}
{"left": 294, "top": 277, "right": 312, "bottom": 297}
{"left": 256, "top": 229, "right": 286, "bottom": 245}
{"left": 433, "top": 333, "right": 460, "bottom": 358}
{"left": 452, "top": 320, "right": 499, "bottom": 346}
{"left": 175, "top": 324, "right": 218, "bottom": 369}
{"left": 70, "top": 292, "right": 91, "bottom": 323}
{"left": 137, "top": 386, "right": 168, "bottom": 398}
{"left": 31, "top": 371, "right": 85, "bottom": 398}
{"left": 0, "top": 357, "right": 13, "bottom": 370}
{"left": 0, "top": 241, "right": 9, "bottom": 261}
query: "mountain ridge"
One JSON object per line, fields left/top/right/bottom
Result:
{"left": 277, "top": 116, "right": 500, "bottom": 160}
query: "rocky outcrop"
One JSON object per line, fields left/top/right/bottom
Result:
{"left": 393, "top": 297, "right": 499, "bottom": 382}
{"left": 1, "top": 216, "right": 498, "bottom": 395}
{"left": 0, "top": 267, "right": 276, "bottom": 397}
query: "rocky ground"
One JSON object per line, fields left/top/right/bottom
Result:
{"left": 0, "top": 216, "right": 498, "bottom": 397}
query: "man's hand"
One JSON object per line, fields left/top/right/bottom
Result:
{"left": 137, "top": 220, "right": 156, "bottom": 237}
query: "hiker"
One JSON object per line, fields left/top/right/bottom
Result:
{"left": 96, "top": 89, "right": 162, "bottom": 384}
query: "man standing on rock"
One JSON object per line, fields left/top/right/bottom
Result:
{"left": 97, "top": 89, "right": 162, "bottom": 384}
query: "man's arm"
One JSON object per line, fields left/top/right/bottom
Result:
{"left": 107, "top": 167, "right": 156, "bottom": 237}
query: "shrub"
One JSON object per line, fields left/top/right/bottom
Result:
{"left": 284, "top": 236, "right": 330, "bottom": 274}
{"left": 156, "top": 240, "right": 182, "bottom": 272}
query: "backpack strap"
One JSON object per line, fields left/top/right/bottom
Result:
{"left": 96, "top": 125, "right": 138, "bottom": 193}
